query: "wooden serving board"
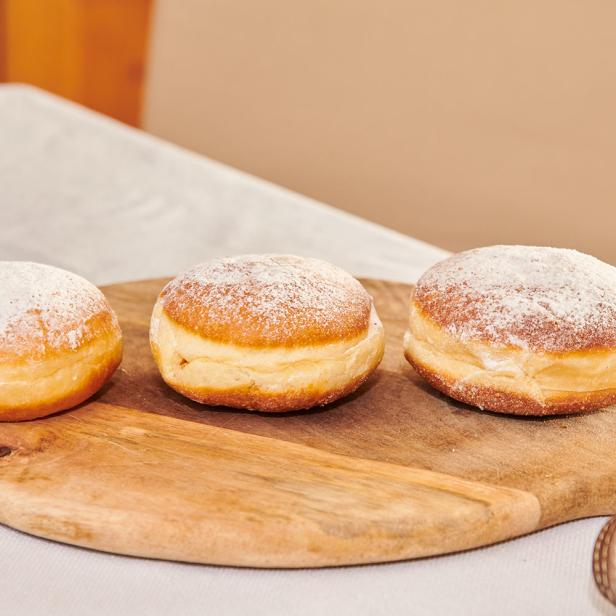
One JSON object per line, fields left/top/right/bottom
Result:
{"left": 1, "top": 278, "right": 615, "bottom": 568}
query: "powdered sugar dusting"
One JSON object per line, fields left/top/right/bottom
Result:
{"left": 415, "top": 245, "right": 616, "bottom": 352}
{"left": 0, "top": 261, "right": 113, "bottom": 357}
{"left": 160, "top": 254, "right": 371, "bottom": 346}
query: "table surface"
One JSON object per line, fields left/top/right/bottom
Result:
{"left": 0, "top": 84, "right": 612, "bottom": 616}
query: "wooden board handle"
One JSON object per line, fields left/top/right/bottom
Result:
{"left": 594, "top": 516, "right": 616, "bottom": 605}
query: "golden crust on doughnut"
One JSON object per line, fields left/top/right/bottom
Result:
{"left": 151, "top": 255, "right": 384, "bottom": 412}
{"left": 0, "top": 309, "right": 120, "bottom": 363}
{"left": 151, "top": 334, "right": 380, "bottom": 413}
{"left": 0, "top": 333, "right": 122, "bottom": 421}
{"left": 159, "top": 254, "right": 372, "bottom": 348}
{"left": 405, "top": 246, "right": 616, "bottom": 416}
{"left": 405, "top": 344, "right": 616, "bottom": 417}
{"left": 414, "top": 246, "right": 616, "bottom": 353}
{"left": 0, "top": 262, "right": 123, "bottom": 421}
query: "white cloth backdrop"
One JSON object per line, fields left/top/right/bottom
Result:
{"left": 0, "top": 85, "right": 611, "bottom": 616}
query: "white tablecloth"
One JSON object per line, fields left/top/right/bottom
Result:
{"left": 0, "top": 85, "right": 611, "bottom": 615}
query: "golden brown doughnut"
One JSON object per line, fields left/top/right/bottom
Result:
{"left": 150, "top": 254, "right": 385, "bottom": 412}
{"left": 0, "top": 262, "right": 123, "bottom": 421}
{"left": 404, "top": 246, "right": 616, "bottom": 416}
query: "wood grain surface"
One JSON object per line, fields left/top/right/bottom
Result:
{"left": 0, "top": 278, "right": 614, "bottom": 567}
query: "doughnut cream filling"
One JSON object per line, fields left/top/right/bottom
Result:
{"left": 151, "top": 301, "right": 384, "bottom": 395}
{"left": 405, "top": 302, "right": 616, "bottom": 403}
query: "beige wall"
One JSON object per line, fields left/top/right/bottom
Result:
{"left": 144, "top": 0, "right": 616, "bottom": 263}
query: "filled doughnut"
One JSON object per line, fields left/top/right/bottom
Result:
{"left": 150, "top": 254, "right": 385, "bottom": 412}
{"left": 0, "top": 262, "right": 123, "bottom": 421}
{"left": 404, "top": 245, "right": 616, "bottom": 415}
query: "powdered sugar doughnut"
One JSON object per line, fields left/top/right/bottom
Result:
{"left": 0, "top": 262, "right": 123, "bottom": 421}
{"left": 404, "top": 246, "right": 616, "bottom": 415}
{"left": 150, "top": 254, "right": 385, "bottom": 412}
